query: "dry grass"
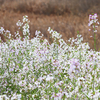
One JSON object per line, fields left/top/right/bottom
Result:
{"left": 0, "top": 0, "right": 70, "bottom": 15}
{"left": 66, "top": 0, "right": 100, "bottom": 15}
{"left": 0, "top": 0, "right": 100, "bottom": 50}
{"left": 0, "top": 0, "right": 100, "bottom": 15}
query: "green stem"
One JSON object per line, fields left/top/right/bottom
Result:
{"left": 93, "top": 19, "right": 96, "bottom": 51}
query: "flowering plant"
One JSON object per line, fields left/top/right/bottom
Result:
{"left": 88, "top": 13, "right": 99, "bottom": 50}
{"left": 0, "top": 15, "right": 100, "bottom": 100}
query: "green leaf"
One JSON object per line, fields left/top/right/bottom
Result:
{"left": 8, "top": 58, "right": 10, "bottom": 62}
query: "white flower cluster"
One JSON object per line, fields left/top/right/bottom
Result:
{"left": 16, "top": 15, "right": 30, "bottom": 39}
{"left": 88, "top": 13, "right": 99, "bottom": 33}
{"left": 0, "top": 27, "right": 12, "bottom": 40}
{"left": 48, "top": 27, "right": 62, "bottom": 39}
{"left": 0, "top": 15, "right": 100, "bottom": 100}
{"left": 0, "top": 27, "right": 4, "bottom": 34}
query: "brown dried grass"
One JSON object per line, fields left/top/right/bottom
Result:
{"left": 0, "top": 0, "right": 70, "bottom": 15}
{"left": 1, "top": 0, "right": 100, "bottom": 15}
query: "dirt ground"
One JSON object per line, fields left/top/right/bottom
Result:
{"left": 0, "top": 0, "right": 100, "bottom": 50}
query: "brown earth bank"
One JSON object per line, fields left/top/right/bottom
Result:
{"left": 0, "top": 0, "right": 100, "bottom": 50}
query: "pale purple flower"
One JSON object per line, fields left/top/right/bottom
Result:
{"left": 68, "top": 58, "right": 80, "bottom": 75}
{"left": 88, "top": 13, "right": 99, "bottom": 33}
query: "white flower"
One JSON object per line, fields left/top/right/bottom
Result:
{"left": 35, "top": 30, "right": 41, "bottom": 36}
{"left": 0, "top": 95, "right": 4, "bottom": 99}
{"left": 47, "top": 27, "right": 51, "bottom": 32}
{"left": 23, "top": 15, "right": 28, "bottom": 23}
{"left": 17, "top": 94, "right": 21, "bottom": 100}
{"left": 35, "top": 81, "right": 40, "bottom": 86}
{"left": 16, "top": 20, "right": 23, "bottom": 26}
{"left": 0, "top": 95, "right": 9, "bottom": 100}
{"left": 28, "top": 83, "right": 33, "bottom": 89}
{"left": 11, "top": 93, "right": 17, "bottom": 100}
{"left": 94, "top": 30, "right": 97, "bottom": 33}
{"left": 0, "top": 57, "right": 2, "bottom": 62}
{"left": 46, "top": 75, "right": 54, "bottom": 82}
{"left": 0, "top": 27, "right": 4, "bottom": 34}
{"left": 48, "top": 27, "right": 53, "bottom": 34}
{"left": 19, "top": 80, "right": 27, "bottom": 87}
{"left": 88, "top": 20, "right": 93, "bottom": 26}
{"left": 88, "top": 13, "right": 99, "bottom": 33}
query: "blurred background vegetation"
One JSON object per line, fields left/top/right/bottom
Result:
{"left": 0, "top": 0, "right": 100, "bottom": 50}
{"left": 0, "top": 0, "right": 100, "bottom": 15}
